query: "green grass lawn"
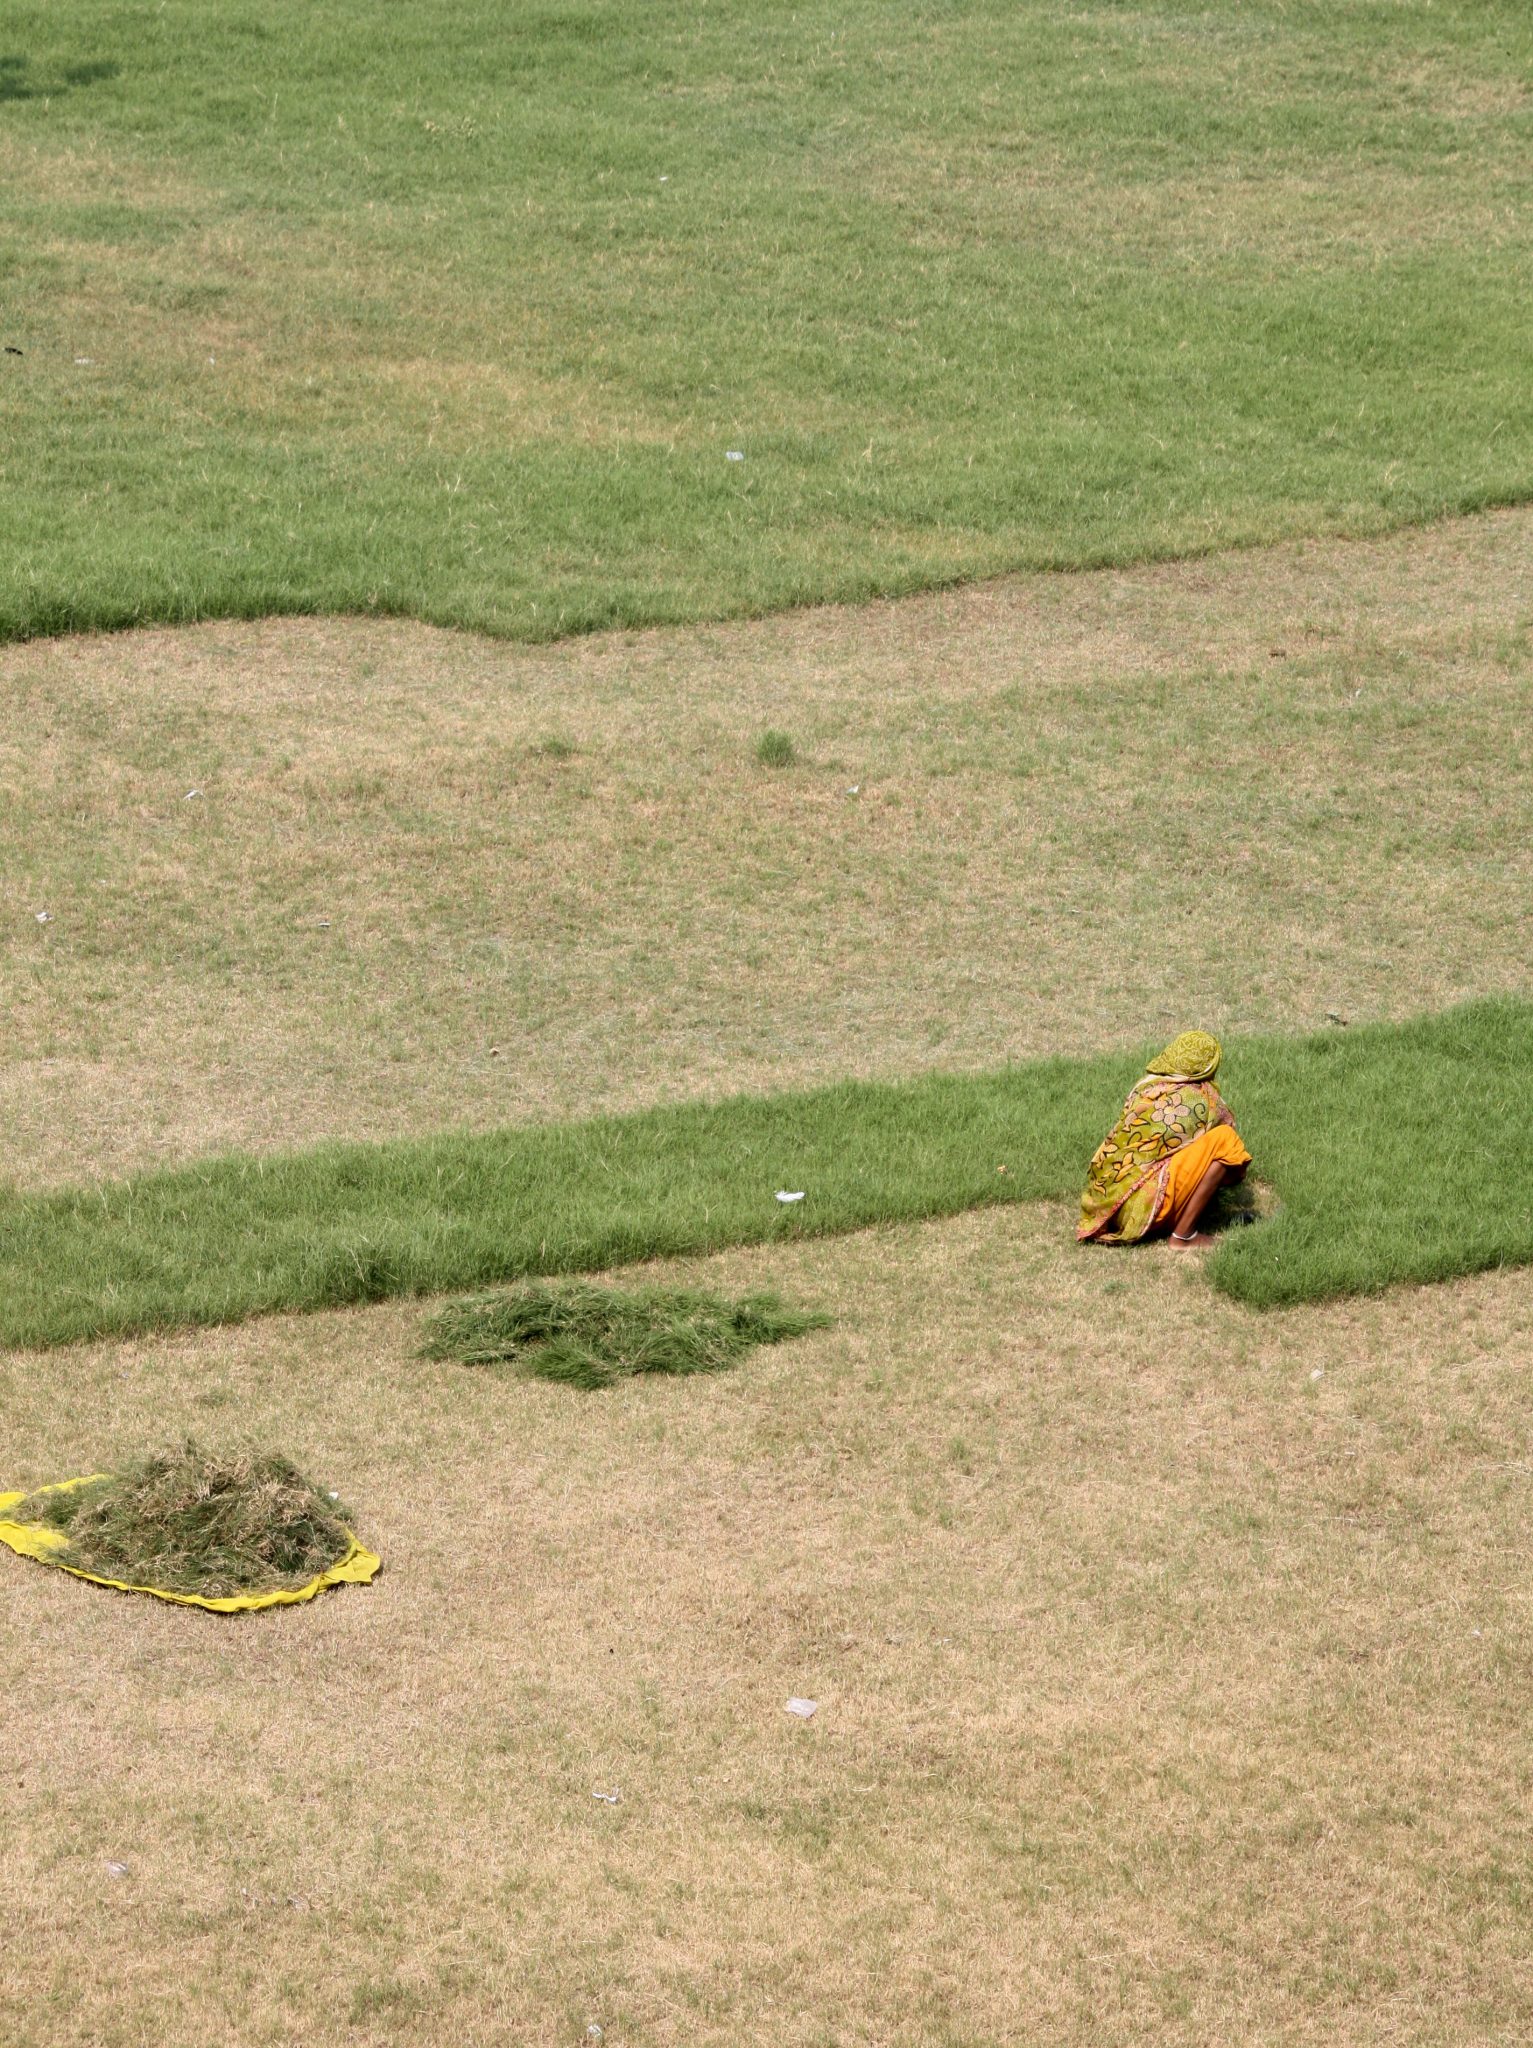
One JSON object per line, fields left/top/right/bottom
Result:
{"left": 2, "top": 999, "right": 1527, "bottom": 1348}
{"left": 3, "top": 0, "right": 1532, "bottom": 643}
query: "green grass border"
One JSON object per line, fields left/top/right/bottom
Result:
{"left": 0, "top": 1000, "right": 1527, "bottom": 1350}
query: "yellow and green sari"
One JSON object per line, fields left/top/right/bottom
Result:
{"left": 1077, "top": 1031, "right": 1250, "bottom": 1244}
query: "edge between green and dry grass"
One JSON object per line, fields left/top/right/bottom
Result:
{"left": 0, "top": 998, "right": 1527, "bottom": 1349}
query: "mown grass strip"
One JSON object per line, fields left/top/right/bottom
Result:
{"left": 0, "top": 1000, "right": 1527, "bottom": 1350}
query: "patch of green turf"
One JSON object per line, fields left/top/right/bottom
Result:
{"left": 1204, "top": 1005, "right": 1533, "bottom": 1309}
{"left": 13, "top": 1443, "right": 353, "bottom": 1596}
{"left": 0, "top": 1000, "right": 1526, "bottom": 1348}
{"left": 422, "top": 1281, "right": 830, "bottom": 1389}
{"left": 2, "top": 2, "right": 1531, "bottom": 644}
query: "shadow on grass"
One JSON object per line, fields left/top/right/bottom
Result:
{"left": 0, "top": 54, "right": 119, "bottom": 102}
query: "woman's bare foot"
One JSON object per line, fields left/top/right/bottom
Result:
{"left": 1168, "top": 1229, "right": 1216, "bottom": 1250}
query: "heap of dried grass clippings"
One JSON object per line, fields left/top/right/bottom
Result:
{"left": 14, "top": 1440, "right": 354, "bottom": 1597}
{"left": 422, "top": 1280, "right": 830, "bottom": 1390}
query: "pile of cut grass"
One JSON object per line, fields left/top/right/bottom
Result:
{"left": 422, "top": 1282, "right": 829, "bottom": 1391}
{"left": 13, "top": 1442, "right": 353, "bottom": 1598}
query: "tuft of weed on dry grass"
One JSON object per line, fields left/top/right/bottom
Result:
{"left": 753, "top": 729, "right": 796, "bottom": 769}
{"left": 1, "top": 511, "right": 1529, "bottom": 1191}
{"left": 3, "top": 1207, "right": 1532, "bottom": 2042}
{"left": 422, "top": 1280, "right": 829, "bottom": 1390}
{"left": 13, "top": 1441, "right": 354, "bottom": 1598}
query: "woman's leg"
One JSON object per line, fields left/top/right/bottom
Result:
{"left": 1167, "top": 1158, "right": 1246, "bottom": 1247}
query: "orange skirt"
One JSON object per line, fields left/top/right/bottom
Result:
{"left": 1151, "top": 1125, "right": 1251, "bottom": 1229}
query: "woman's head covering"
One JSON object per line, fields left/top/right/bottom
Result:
{"left": 1146, "top": 1029, "right": 1221, "bottom": 1081}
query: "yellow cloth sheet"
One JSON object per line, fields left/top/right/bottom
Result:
{"left": 0, "top": 1476, "right": 380, "bottom": 1613}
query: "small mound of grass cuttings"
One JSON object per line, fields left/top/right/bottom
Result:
{"left": 421, "top": 1280, "right": 830, "bottom": 1390}
{"left": 12, "top": 1441, "right": 354, "bottom": 1598}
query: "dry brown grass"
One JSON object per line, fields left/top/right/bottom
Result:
{"left": 2, "top": 510, "right": 1530, "bottom": 1187}
{"left": 3, "top": 1206, "right": 1531, "bottom": 2045}
{"left": 3, "top": 514, "right": 1530, "bottom": 2040}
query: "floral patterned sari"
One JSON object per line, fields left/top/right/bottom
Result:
{"left": 1076, "top": 1069, "right": 1238, "bottom": 1244}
